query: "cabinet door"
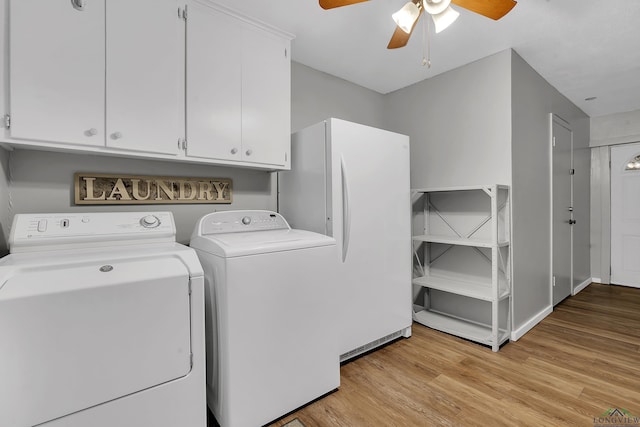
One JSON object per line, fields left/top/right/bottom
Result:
{"left": 185, "top": 3, "right": 242, "bottom": 161}
{"left": 241, "top": 24, "right": 291, "bottom": 167}
{"left": 9, "top": 0, "right": 105, "bottom": 146}
{"left": 106, "top": 0, "right": 181, "bottom": 155}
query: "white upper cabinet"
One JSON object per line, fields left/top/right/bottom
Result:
{"left": 9, "top": 0, "right": 106, "bottom": 146}
{"left": 186, "top": 1, "right": 292, "bottom": 169}
{"left": 106, "top": 0, "right": 181, "bottom": 155}
{"left": 8, "top": 0, "right": 180, "bottom": 155}
{"left": 5, "top": 0, "right": 292, "bottom": 170}
{"left": 241, "top": 23, "right": 291, "bottom": 167}
{"left": 186, "top": 2, "right": 242, "bottom": 161}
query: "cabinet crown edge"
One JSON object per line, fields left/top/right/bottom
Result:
{"left": 190, "top": 0, "right": 295, "bottom": 41}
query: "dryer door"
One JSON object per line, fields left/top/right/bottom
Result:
{"left": 0, "top": 256, "right": 192, "bottom": 427}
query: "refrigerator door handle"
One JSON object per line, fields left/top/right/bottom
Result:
{"left": 340, "top": 156, "right": 351, "bottom": 262}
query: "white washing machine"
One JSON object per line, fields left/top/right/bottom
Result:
{"left": 190, "top": 210, "right": 340, "bottom": 427}
{"left": 0, "top": 212, "right": 206, "bottom": 427}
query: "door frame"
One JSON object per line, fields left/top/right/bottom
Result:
{"left": 550, "top": 113, "right": 574, "bottom": 305}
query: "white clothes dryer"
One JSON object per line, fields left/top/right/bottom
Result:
{"left": 190, "top": 210, "right": 340, "bottom": 427}
{"left": 0, "top": 212, "right": 206, "bottom": 427}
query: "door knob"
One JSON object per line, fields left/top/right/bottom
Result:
{"left": 111, "top": 132, "right": 123, "bottom": 140}
{"left": 245, "top": 149, "right": 253, "bottom": 156}
{"left": 230, "top": 148, "right": 238, "bottom": 155}
{"left": 71, "top": 0, "right": 86, "bottom": 11}
{"left": 86, "top": 128, "right": 98, "bottom": 136}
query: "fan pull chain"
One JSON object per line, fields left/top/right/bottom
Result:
{"left": 422, "top": 14, "right": 431, "bottom": 68}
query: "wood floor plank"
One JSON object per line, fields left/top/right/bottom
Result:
{"left": 260, "top": 283, "right": 640, "bottom": 427}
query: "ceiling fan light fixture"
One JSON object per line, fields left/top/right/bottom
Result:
{"left": 423, "top": 0, "right": 451, "bottom": 16}
{"left": 431, "top": 5, "right": 460, "bottom": 33}
{"left": 392, "top": 1, "right": 421, "bottom": 34}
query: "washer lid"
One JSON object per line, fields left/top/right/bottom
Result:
{"left": 0, "top": 256, "right": 192, "bottom": 427}
{"left": 190, "top": 228, "right": 336, "bottom": 257}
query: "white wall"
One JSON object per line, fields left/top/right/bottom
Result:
{"left": 591, "top": 109, "right": 640, "bottom": 147}
{"left": 291, "top": 62, "right": 387, "bottom": 132}
{"left": 4, "top": 149, "right": 275, "bottom": 245}
{"left": 511, "top": 51, "right": 590, "bottom": 330}
{"left": 384, "top": 50, "right": 512, "bottom": 189}
{"left": 589, "top": 110, "right": 640, "bottom": 282}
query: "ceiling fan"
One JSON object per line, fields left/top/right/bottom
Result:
{"left": 319, "top": 0, "right": 517, "bottom": 49}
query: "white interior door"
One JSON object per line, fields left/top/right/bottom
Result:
{"left": 552, "top": 116, "right": 573, "bottom": 305}
{"left": 611, "top": 143, "right": 640, "bottom": 287}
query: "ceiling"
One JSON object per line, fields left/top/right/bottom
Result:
{"left": 212, "top": 0, "right": 640, "bottom": 118}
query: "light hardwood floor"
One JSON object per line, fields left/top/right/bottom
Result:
{"left": 267, "top": 283, "right": 640, "bottom": 426}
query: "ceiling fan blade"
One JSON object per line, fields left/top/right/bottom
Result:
{"left": 387, "top": 8, "right": 423, "bottom": 49}
{"left": 451, "top": 0, "right": 516, "bottom": 20}
{"left": 319, "top": 0, "right": 369, "bottom": 10}
{"left": 387, "top": 26, "right": 412, "bottom": 49}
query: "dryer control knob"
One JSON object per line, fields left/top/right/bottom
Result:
{"left": 241, "top": 216, "right": 251, "bottom": 225}
{"left": 140, "top": 215, "right": 160, "bottom": 228}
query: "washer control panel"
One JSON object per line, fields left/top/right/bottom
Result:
{"left": 201, "top": 210, "right": 290, "bottom": 235}
{"left": 140, "top": 215, "right": 161, "bottom": 228}
{"left": 9, "top": 212, "right": 175, "bottom": 253}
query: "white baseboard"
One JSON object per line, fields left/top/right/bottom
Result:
{"left": 572, "top": 278, "right": 592, "bottom": 295}
{"left": 510, "top": 305, "right": 553, "bottom": 342}
{"left": 591, "top": 277, "right": 602, "bottom": 284}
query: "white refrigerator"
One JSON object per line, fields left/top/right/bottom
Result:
{"left": 278, "top": 118, "right": 412, "bottom": 360}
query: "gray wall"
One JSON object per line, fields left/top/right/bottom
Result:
{"left": 385, "top": 50, "right": 512, "bottom": 325}
{"left": 511, "top": 51, "right": 591, "bottom": 329}
{"left": 384, "top": 49, "right": 590, "bottom": 334}
{"left": 0, "top": 148, "right": 8, "bottom": 255}
{"left": 291, "top": 62, "right": 386, "bottom": 132}
{"left": 4, "top": 149, "right": 274, "bottom": 245}
{"left": 384, "top": 50, "right": 512, "bottom": 188}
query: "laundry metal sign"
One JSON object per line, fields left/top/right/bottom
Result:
{"left": 74, "top": 173, "right": 232, "bottom": 205}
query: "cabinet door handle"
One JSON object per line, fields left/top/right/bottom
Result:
{"left": 245, "top": 149, "right": 252, "bottom": 156}
{"left": 86, "top": 128, "right": 98, "bottom": 136}
{"left": 230, "top": 148, "right": 238, "bottom": 155}
{"left": 71, "top": 0, "right": 86, "bottom": 11}
{"left": 111, "top": 132, "right": 123, "bottom": 140}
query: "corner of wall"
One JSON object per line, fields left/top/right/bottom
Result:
{"left": 0, "top": 147, "right": 10, "bottom": 256}
{"left": 511, "top": 304, "right": 553, "bottom": 341}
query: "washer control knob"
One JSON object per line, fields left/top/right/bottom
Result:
{"left": 140, "top": 215, "right": 160, "bottom": 228}
{"left": 241, "top": 216, "right": 251, "bottom": 225}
